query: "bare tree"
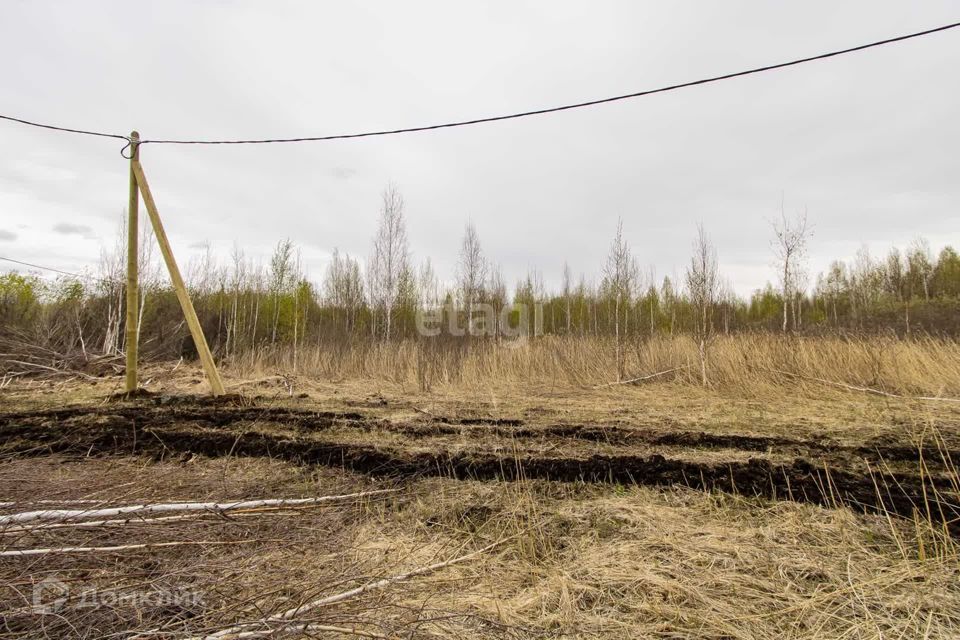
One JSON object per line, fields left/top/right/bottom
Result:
{"left": 791, "top": 267, "right": 809, "bottom": 331}
{"left": 907, "top": 237, "right": 933, "bottom": 301}
{"left": 99, "top": 211, "right": 161, "bottom": 357}
{"left": 324, "top": 249, "right": 365, "bottom": 334}
{"left": 417, "top": 258, "right": 440, "bottom": 309}
{"left": 686, "top": 223, "right": 719, "bottom": 386}
{"left": 367, "top": 184, "right": 410, "bottom": 340}
{"left": 661, "top": 275, "right": 677, "bottom": 336}
{"left": 488, "top": 264, "right": 507, "bottom": 342}
{"left": 394, "top": 262, "right": 419, "bottom": 338}
{"left": 771, "top": 203, "right": 811, "bottom": 332}
{"left": 820, "top": 260, "right": 847, "bottom": 328}
{"left": 226, "top": 243, "right": 247, "bottom": 357}
{"left": 851, "top": 245, "right": 881, "bottom": 328}
{"left": 98, "top": 214, "right": 127, "bottom": 354}
{"left": 457, "top": 222, "right": 487, "bottom": 335}
{"left": 291, "top": 249, "right": 305, "bottom": 369}
{"left": 249, "top": 263, "right": 264, "bottom": 346}
{"left": 561, "top": 262, "right": 572, "bottom": 334}
{"left": 135, "top": 222, "right": 161, "bottom": 347}
{"left": 187, "top": 242, "right": 218, "bottom": 296}
{"left": 601, "top": 218, "right": 638, "bottom": 381}
{"left": 717, "top": 276, "right": 736, "bottom": 335}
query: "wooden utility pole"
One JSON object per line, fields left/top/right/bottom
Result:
{"left": 124, "top": 131, "right": 140, "bottom": 393}
{"left": 131, "top": 160, "right": 226, "bottom": 396}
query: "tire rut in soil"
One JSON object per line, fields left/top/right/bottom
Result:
{"left": 1, "top": 404, "right": 957, "bottom": 531}
{"left": 3, "top": 404, "right": 952, "bottom": 464}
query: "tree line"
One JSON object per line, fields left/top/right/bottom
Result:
{"left": 3, "top": 185, "right": 960, "bottom": 370}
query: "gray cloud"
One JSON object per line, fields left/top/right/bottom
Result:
{"left": 0, "top": 230, "right": 17, "bottom": 241}
{"left": 52, "top": 222, "right": 96, "bottom": 239}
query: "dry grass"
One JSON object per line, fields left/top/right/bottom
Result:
{"left": 0, "top": 456, "right": 957, "bottom": 639}
{"left": 2, "top": 335, "right": 960, "bottom": 637}
{"left": 229, "top": 334, "right": 960, "bottom": 398}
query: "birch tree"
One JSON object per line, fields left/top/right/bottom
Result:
{"left": 907, "top": 237, "right": 933, "bottom": 301}
{"left": 417, "top": 258, "right": 441, "bottom": 309}
{"left": 268, "top": 239, "right": 296, "bottom": 344}
{"left": 135, "top": 222, "right": 161, "bottom": 347}
{"left": 98, "top": 216, "right": 127, "bottom": 354}
{"left": 457, "top": 222, "right": 487, "bottom": 335}
{"left": 324, "top": 248, "right": 365, "bottom": 334}
{"left": 601, "top": 218, "right": 638, "bottom": 381}
{"left": 561, "top": 262, "right": 573, "bottom": 333}
{"left": 821, "top": 260, "right": 848, "bottom": 327}
{"left": 225, "top": 243, "right": 247, "bottom": 357}
{"left": 488, "top": 264, "right": 507, "bottom": 341}
{"left": 686, "top": 223, "right": 719, "bottom": 386}
{"left": 368, "top": 184, "right": 410, "bottom": 340}
{"left": 771, "top": 206, "right": 811, "bottom": 332}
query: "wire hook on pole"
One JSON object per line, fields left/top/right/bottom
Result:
{"left": 120, "top": 139, "right": 135, "bottom": 159}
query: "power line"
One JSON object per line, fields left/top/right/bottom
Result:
{"left": 0, "top": 114, "right": 129, "bottom": 143}
{"left": 140, "top": 21, "right": 960, "bottom": 146}
{"left": 0, "top": 20, "right": 958, "bottom": 151}
{"left": 1, "top": 256, "right": 128, "bottom": 286}
{"left": 0, "top": 256, "right": 91, "bottom": 280}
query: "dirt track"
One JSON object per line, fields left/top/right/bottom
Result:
{"left": 1, "top": 399, "right": 957, "bottom": 529}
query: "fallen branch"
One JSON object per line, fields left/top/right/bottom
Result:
{"left": 0, "top": 499, "right": 105, "bottom": 508}
{"left": 0, "top": 539, "right": 268, "bottom": 557}
{"left": 592, "top": 366, "right": 689, "bottom": 389}
{"left": 767, "top": 369, "right": 960, "bottom": 403}
{"left": 0, "top": 488, "right": 398, "bottom": 526}
{"left": 2, "top": 359, "right": 97, "bottom": 380}
{"left": 0, "top": 505, "right": 313, "bottom": 535}
{"left": 198, "top": 537, "right": 510, "bottom": 639}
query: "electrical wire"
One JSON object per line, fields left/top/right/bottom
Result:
{"left": 0, "top": 256, "right": 92, "bottom": 280}
{"left": 0, "top": 114, "right": 129, "bottom": 142}
{"left": 137, "top": 21, "right": 960, "bottom": 146}
{"left": 0, "top": 20, "right": 957, "bottom": 154}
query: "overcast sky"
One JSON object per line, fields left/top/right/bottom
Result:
{"left": 1, "top": 1, "right": 958, "bottom": 296}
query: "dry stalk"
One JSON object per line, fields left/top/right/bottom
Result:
{"left": 208, "top": 623, "right": 387, "bottom": 639}
{"left": 592, "top": 365, "right": 689, "bottom": 389}
{"left": 767, "top": 368, "right": 960, "bottom": 403}
{"left": 198, "top": 537, "right": 512, "bottom": 639}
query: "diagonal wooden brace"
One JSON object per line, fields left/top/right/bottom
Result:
{"left": 131, "top": 160, "right": 225, "bottom": 396}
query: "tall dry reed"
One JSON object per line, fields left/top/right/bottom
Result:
{"left": 226, "top": 333, "right": 960, "bottom": 396}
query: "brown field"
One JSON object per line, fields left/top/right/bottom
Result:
{"left": 2, "top": 345, "right": 959, "bottom": 638}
